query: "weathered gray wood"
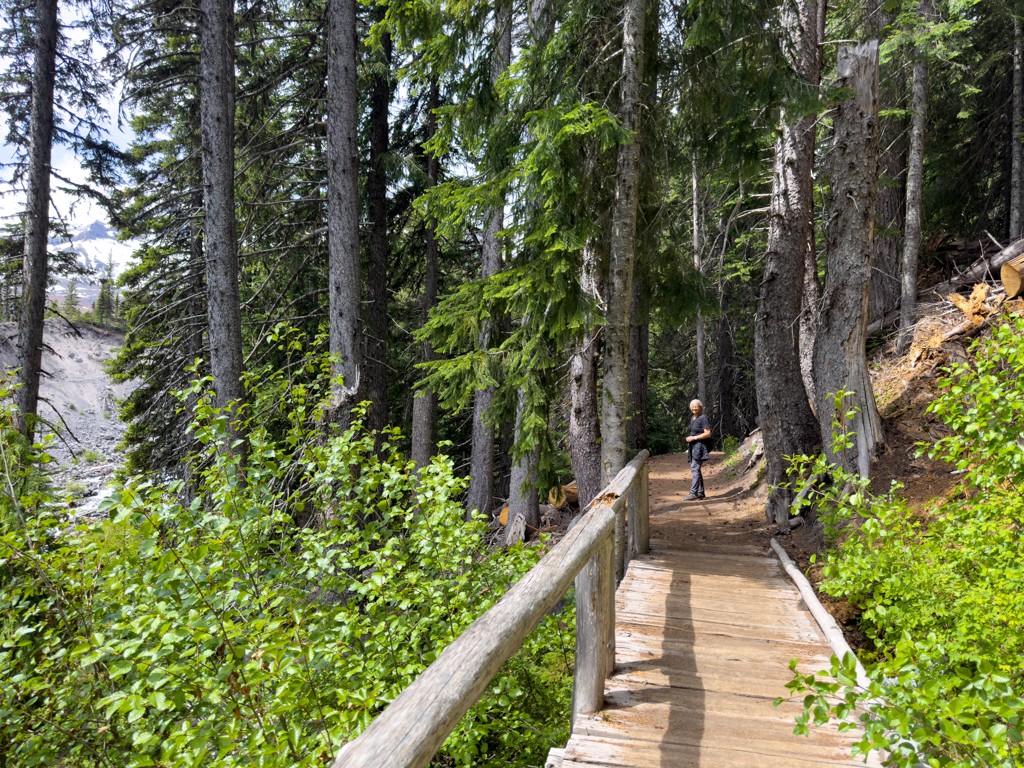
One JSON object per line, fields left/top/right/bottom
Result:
{"left": 333, "top": 502, "right": 616, "bottom": 768}
{"left": 575, "top": 530, "right": 615, "bottom": 714}
{"left": 604, "top": 449, "right": 650, "bottom": 504}
{"left": 615, "top": 497, "right": 626, "bottom": 583}
{"left": 636, "top": 465, "right": 650, "bottom": 554}
{"left": 602, "top": 533, "right": 615, "bottom": 677}
{"left": 769, "top": 539, "right": 870, "bottom": 689}
{"left": 626, "top": 478, "right": 638, "bottom": 566}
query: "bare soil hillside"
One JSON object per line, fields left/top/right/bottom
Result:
{"left": 1, "top": 318, "right": 135, "bottom": 518}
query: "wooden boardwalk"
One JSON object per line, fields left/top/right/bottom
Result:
{"left": 550, "top": 455, "right": 880, "bottom": 768}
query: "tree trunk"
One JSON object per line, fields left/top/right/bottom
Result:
{"left": 466, "top": 0, "right": 512, "bottom": 518}
{"left": 1012, "top": 11, "right": 1022, "bottom": 241}
{"left": 627, "top": 277, "right": 648, "bottom": 451}
{"left": 896, "top": 10, "right": 928, "bottom": 357}
{"left": 866, "top": 0, "right": 906, "bottom": 322}
{"left": 327, "top": 0, "right": 361, "bottom": 428}
{"left": 507, "top": 389, "right": 540, "bottom": 537}
{"left": 14, "top": 0, "right": 58, "bottom": 443}
{"left": 569, "top": 239, "right": 604, "bottom": 510}
{"left": 716, "top": 294, "right": 735, "bottom": 443}
{"left": 800, "top": 0, "right": 828, "bottom": 409}
{"left": 814, "top": 41, "right": 884, "bottom": 478}
{"left": 199, "top": 0, "right": 245, "bottom": 433}
{"left": 755, "top": 0, "right": 821, "bottom": 525}
{"left": 692, "top": 154, "right": 706, "bottom": 405}
{"left": 411, "top": 80, "right": 440, "bottom": 469}
{"left": 601, "top": 0, "right": 646, "bottom": 486}
{"left": 365, "top": 7, "right": 392, "bottom": 440}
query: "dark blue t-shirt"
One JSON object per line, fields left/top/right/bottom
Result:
{"left": 689, "top": 414, "right": 711, "bottom": 461}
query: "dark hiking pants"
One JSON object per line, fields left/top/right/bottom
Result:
{"left": 690, "top": 458, "right": 705, "bottom": 497}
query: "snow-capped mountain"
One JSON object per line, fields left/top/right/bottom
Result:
{"left": 48, "top": 220, "right": 141, "bottom": 308}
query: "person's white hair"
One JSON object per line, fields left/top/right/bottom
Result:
{"left": 690, "top": 399, "right": 703, "bottom": 410}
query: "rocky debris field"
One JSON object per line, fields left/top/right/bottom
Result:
{"left": 1, "top": 318, "right": 136, "bottom": 524}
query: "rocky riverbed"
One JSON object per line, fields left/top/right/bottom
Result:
{"left": 1, "top": 318, "right": 136, "bottom": 524}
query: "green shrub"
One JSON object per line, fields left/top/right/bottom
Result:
{"left": 0, "top": 382, "right": 54, "bottom": 532}
{"left": 722, "top": 434, "right": 740, "bottom": 456}
{"left": 0, "top": 371, "right": 573, "bottom": 768}
{"left": 781, "top": 318, "right": 1024, "bottom": 766}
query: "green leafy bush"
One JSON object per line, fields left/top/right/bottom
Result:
{"left": 0, "top": 375, "right": 573, "bottom": 767}
{"left": 782, "top": 317, "right": 1024, "bottom": 766}
{"left": 0, "top": 382, "right": 54, "bottom": 532}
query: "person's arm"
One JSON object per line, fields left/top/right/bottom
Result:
{"left": 686, "top": 418, "right": 711, "bottom": 442}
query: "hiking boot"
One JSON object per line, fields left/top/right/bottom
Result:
{"left": 697, "top": 494, "right": 706, "bottom": 500}
{"left": 684, "top": 494, "right": 700, "bottom": 501}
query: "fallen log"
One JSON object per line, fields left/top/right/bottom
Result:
{"left": 867, "top": 308, "right": 901, "bottom": 334}
{"left": 1001, "top": 252, "right": 1024, "bottom": 299}
{"left": 952, "top": 237, "right": 1024, "bottom": 286}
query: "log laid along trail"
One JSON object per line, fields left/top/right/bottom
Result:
{"left": 549, "top": 452, "right": 882, "bottom": 768}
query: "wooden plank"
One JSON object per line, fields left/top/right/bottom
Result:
{"left": 626, "top": 558, "right": 787, "bottom": 581}
{"left": 575, "top": 720, "right": 873, "bottom": 764}
{"left": 615, "top": 594, "right": 820, "bottom": 634}
{"left": 615, "top": 622, "right": 832, "bottom": 661}
{"left": 601, "top": 678, "right": 822, "bottom": 722}
{"left": 598, "top": 684, "right": 847, "bottom": 729}
{"left": 648, "top": 541, "right": 780, "bottom": 565}
{"left": 562, "top": 735, "right": 876, "bottom": 768}
{"left": 615, "top": 610, "right": 823, "bottom": 646}
{"left": 611, "top": 665, "right": 812, "bottom": 699}
{"left": 614, "top": 585, "right": 807, "bottom": 617}
{"left": 613, "top": 650, "right": 828, "bottom": 690}
{"left": 614, "top": 637, "right": 830, "bottom": 675}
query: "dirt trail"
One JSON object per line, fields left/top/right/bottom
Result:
{"left": 647, "top": 451, "right": 779, "bottom": 555}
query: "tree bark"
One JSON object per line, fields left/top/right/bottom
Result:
{"left": 897, "top": 5, "right": 929, "bottom": 358}
{"left": 692, "top": 154, "right": 706, "bottom": 405}
{"left": 866, "top": 0, "right": 906, "bottom": 322}
{"left": 569, "top": 240, "right": 604, "bottom": 510}
{"left": 716, "top": 294, "right": 735, "bottom": 443}
{"left": 814, "top": 40, "right": 884, "bottom": 478}
{"left": 411, "top": 80, "right": 440, "bottom": 470}
{"left": 199, "top": 0, "right": 245, "bottom": 433}
{"left": 601, "top": 0, "right": 646, "bottom": 486}
{"left": 14, "top": 0, "right": 58, "bottom": 443}
{"left": 627, "top": 277, "right": 648, "bottom": 451}
{"left": 507, "top": 390, "right": 540, "bottom": 537}
{"left": 896, "top": 7, "right": 928, "bottom": 357}
{"left": 466, "top": 0, "right": 512, "bottom": 518}
{"left": 755, "top": 0, "right": 821, "bottom": 525}
{"left": 1012, "top": 10, "right": 1022, "bottom": 241}
{"left": 799, "top": 0, "right": 829, "bottom": 409}
{"left": 327, "top": 0, "right": 361, "bottom": 428}
{"left": 365, "top": 6, "right": 392, "bottom": 440}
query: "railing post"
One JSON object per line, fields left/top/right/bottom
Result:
{"left": 573, "top": 528, "right": 614, "bottom": 714}
{"left": 626, "top": 481, "right": 638, "bottom": 567}
{"left": 614, "top": 498, "right": 626, "bottom": 583}
{"left": 603, "top": 531, "right": 615, "bottom": 677}
{"left": 636, "top": 463, "right": 649, "bottom": 554}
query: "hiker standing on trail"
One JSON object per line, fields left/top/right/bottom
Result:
{"left": 685, "top": 399, "right": 711, "bottom": 501}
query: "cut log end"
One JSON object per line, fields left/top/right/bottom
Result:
{"left": 1001, "top": 253, "right": 1024, "bottom": 299}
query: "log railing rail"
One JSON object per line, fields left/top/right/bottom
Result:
{"left": 332, "top": 449, "right": 651, "bottom": 768}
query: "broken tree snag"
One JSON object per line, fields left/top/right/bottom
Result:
{"left": 1001, "top": 253, "right": 1024, "bottom": 299}
{"left": 813, "top": 40, "right": 884, "bottom": 479}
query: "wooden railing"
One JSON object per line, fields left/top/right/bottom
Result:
{"left": 332, "top": 449, "right": 651, "bottom": 768}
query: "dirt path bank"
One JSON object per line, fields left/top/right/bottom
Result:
{"left": 647, "top": 451, "right": 779, "bottom": 555}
